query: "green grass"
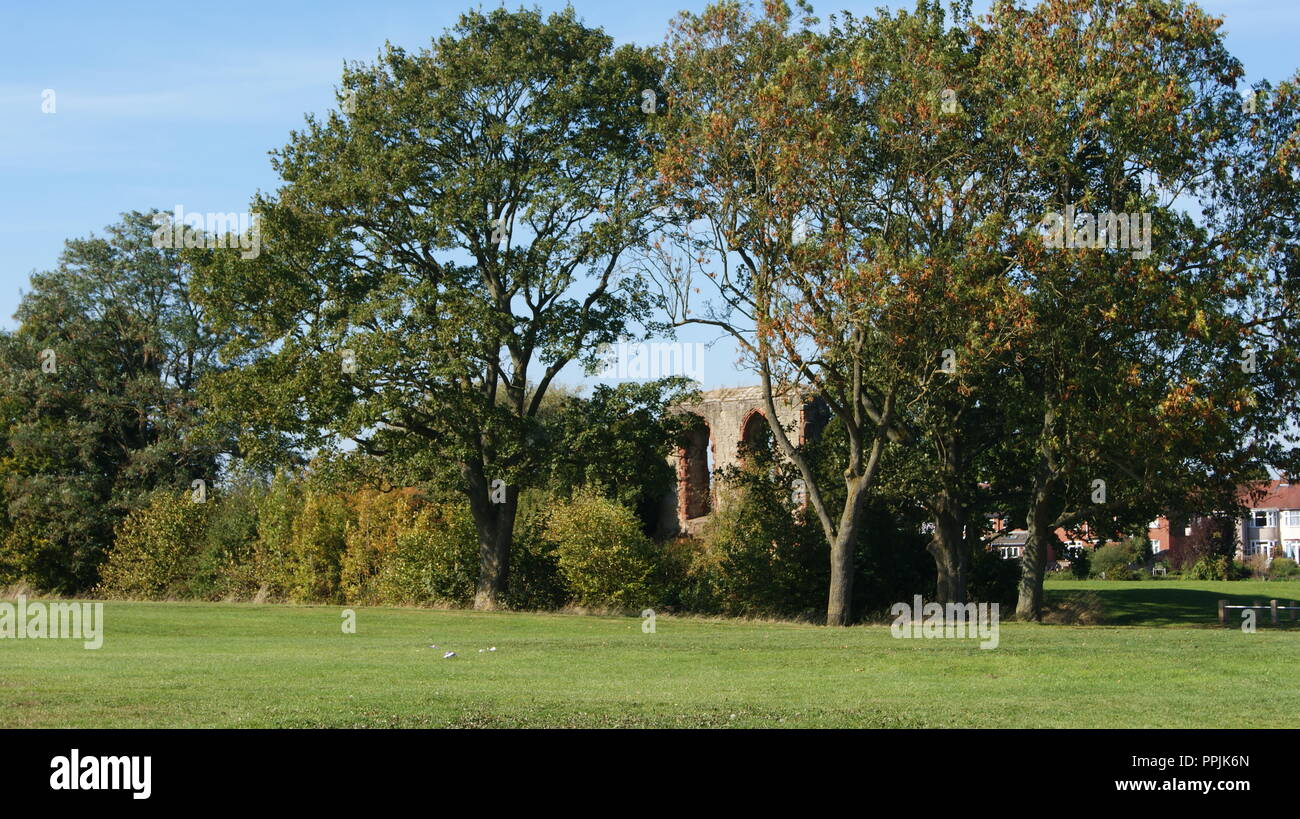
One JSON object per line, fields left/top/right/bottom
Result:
{"left": 1046, "top": 577, "right": 1300, "bottom": 627}
{"left": 3, "top": 579, "right": 1299, "bottom": 728}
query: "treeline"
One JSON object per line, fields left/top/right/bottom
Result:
{"left": 3, "top": 1, "right": 1300, "bottom": 625}
{"left": 90, "top": 461, "right": 1018, "bottom": 619}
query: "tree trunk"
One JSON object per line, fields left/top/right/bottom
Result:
{"left": 463, "top": 462, "right": 517, "bottom": 611}
{"left": 826, "top": 477, "right": 870, "bottom": 626}
{"left": 927, "top": 494, "right": 968, "bottom": 604}
{"left": 1015, "top": 482, "right": 1054, "bottom": 621}
{"left": 826, "top": 526, "right": 856, "bottom": 626}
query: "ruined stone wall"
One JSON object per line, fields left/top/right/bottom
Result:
{"left": 658, "top": 386, "right": 828, "bottom": 537}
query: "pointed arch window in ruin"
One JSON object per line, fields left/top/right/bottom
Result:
{"left": 679, "top": 414, "right": 713, "bottom": 519}
{"left": 739, "top": 409, "right": 774, "bottom": 465}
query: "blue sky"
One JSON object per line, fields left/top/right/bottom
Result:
{"left": 2, "top": 0, "right": 1297, "bottom": 389}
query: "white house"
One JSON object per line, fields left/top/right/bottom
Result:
{"left": 1236, "top": 479, "right": 1300, "bottom": 562}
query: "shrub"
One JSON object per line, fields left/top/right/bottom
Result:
{"left": 249, "top": 472, "right": 305, "bottom": 598}
{"left": 968, "top": 547, "right": 1021, "bottom": 607}
{"left": 505, "top": 492, "right": 567, "bottom": 611}
{"left": 1068, "top": 547, "right": 1091, "bottom": 579}
{"left": 1187, "top": 554, "right": 1236, "bottom": 581}
{"left": 187, "top": 480, "right": 262, "bottom": 600}
{"left": 652, "top": 535, "right": 718, "bottom": 614}
{"left": 544, "top": 492, "right": 656, "bottom": 610}
{"left": 283, "top": 491, "right": 350, "bottom": 602}
{"left": 1270, "top": 557, "right": 1300, "bottom": 579}
{"left": 378, "top": 503, "right": 479, "bottom": 606}
{"left": 1091, "top": 542, "right": 1136, "bottom": 579}
{"left": 98, "top": 492, "right": 209, "bottom": 598}
{"left": 697, "top": 477, "right": 826, "bottom": 618}
{"left": 340, "top": 489, "right": 423, "bottom": 604}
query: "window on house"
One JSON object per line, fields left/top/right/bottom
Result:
{"left": 1247, "top": 540, "right": 1275, "bottom": 556}
{"left": 1252, "top": 510, "right": 1277, "bottom": 528}
{"left": 1150, "top": 539, "right": 1162, "bottom": 553}
{"left": 1283, "top": 511, "right": 1300, "bottom": 527}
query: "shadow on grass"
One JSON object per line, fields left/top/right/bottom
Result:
{"left": 1045, "top": 586, "right": 1300, "bottom": 627}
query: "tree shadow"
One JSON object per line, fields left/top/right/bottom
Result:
{"left": 1046, "top": 586, "right": 1300, "bottom": 627}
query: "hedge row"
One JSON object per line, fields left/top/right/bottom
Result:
{"left": 95, "top": 471, "right": 1013, "bottom": 618}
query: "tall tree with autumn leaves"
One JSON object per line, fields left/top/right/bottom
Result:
{"left": 652, "top": 0, "right": 1300, "bottom": 623}
{"left": 974, "top": 0, "right": 1300, "bottom": 618}
{"left": 651, "top": 0, "right": 1029, "bottom": 622}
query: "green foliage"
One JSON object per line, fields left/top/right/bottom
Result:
{"left": 339, "top": 489, "right": 423, "bottom": 604}
{"left": 967, "top": 548, "right": 1021, "bottom": 608}
{"left": 504, "top": 492, "right": 567, "bottom": 611}
{"left": 1068, "top": 547, "right": 1091, "bottom": 580}
{"left": 1091, "top": 541, "right": 1140, "bottom": 579}
{"left": 284, "top": 492, "right": 350, "bottom": 603}
{"left": 544, "top": 492, "right": 656, "bottom": 610}
{"left": 98, "top": 492, "right": 209, "bottom": 598}
{"left": 378, "top": 503, "right": 480, "bottom": 606}
{"left": 0, "top": 212, "right": 230, "bottom": 593}
{"left": 189, "top": 6, "right": 667, "bottom": 608}
{"left": 249, "top": 472, "right": 305, "bottom": 598}
{"left": 1187, "top": 555, "right": 1244, "bottom": 582}
{"left": 187, "top": 477, "right": 262, "bottom": 600}
{"left": 697, "top": 475, "right": 826, "bottom": 619}
{"left": 542, "top": 380, "right": 696, "bottom": 530}
{"left": 1270, "top": 557, "right": 1300, "bottom": 580}
{"left": 651, "top": 535, "right": 717, "bottom": 614}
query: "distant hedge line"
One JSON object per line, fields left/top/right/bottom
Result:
{"left": 91, "top": 471, "right": 1012, "bottom": 620}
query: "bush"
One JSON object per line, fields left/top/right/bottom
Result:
{"left": 283, "top": 492, "right": 350, "bottom": 602}
{"left": 696, "top": 477, "right": 826, "bottom": 619}
{"left": 340, "top": 489, "right": 423, "bottom": 604}
{"left": 378, "top": 503, "right": 479, "bottom": 606}
{"left": 505, "top": 492, "right": 567, "bottom": 611}
{"left": 544, "top": 492, "right": 656, "bottom": 610}
{"left": 249, "top": 472, "right": 305, "bottom": 598}
{"left": 1102, "top": 565, "right": 1140, "bottom": 581}
{"left": 187, "top": 480, "right": 261, "bottom": 600}
{"left": 1187, "top": 554, "right": 1237, "bottom": 581}
{"left": 1270, "top": 557, "right": 1300, "bottom": 579}
{"left": 1091, "top": 542, "right": 1137, "bottom": 579}
{"left": 1067, "top": 547, "right": 1091, "bottom": 580}
{"left": 968, "top": 547, "right": 1021, "bottom": 607}
{"left": 98, "top": 492, "right": 209, "bottom": 598}
{"left": 652, "top": 535, "right": 718, "bottom": 614}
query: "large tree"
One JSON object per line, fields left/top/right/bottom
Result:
{"left": 192, "top": 8, "right": 665, "bottom": 609}
{"left": 0, "top": 211, "right": 226, "bottom": 591}
{"left": 971, "top": 0, "right": 1300, "bottom": 618}
{"left": 652, "top": 0, "right": 1032, "bottom": 621}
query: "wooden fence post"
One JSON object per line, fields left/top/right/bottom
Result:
{"left": 1271, "top": 599, "right": 1279, "bottom": 626}
{"left": 1219, "top": 599, "right": 1227, "bottom": 625}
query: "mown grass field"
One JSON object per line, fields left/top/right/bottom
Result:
{"left": 3, "top": 579, "right": 1299, "bottom": 728}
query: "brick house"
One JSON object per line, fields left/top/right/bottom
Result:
{"left": 1233, "top": 479, "right": 1300, "bottom": 562}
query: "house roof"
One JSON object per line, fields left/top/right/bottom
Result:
{"left": 991, "top": 530, "right": 1029, "bottom": 546}
{"left": 1238, "top": 479, "right": 1300, "bottom": 510}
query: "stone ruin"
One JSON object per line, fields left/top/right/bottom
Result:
{"left": 657, "top": 385, "right": 829, "bottom": 538}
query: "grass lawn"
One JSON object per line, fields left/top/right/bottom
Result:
{"left": 3, "top": 579, "right": 1299, "bottom": 728}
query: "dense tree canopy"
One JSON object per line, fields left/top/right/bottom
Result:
{"left": 0, "top": 211, "right": 227, "bottom": 591}
{"left": 191, "top": 7, "right": 668, "bottom": 608}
